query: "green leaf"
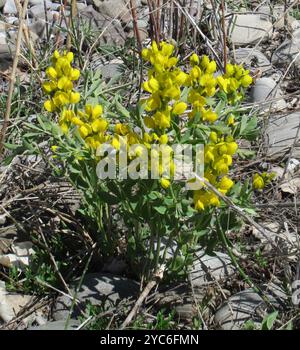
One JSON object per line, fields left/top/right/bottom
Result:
{"left": 153, "top": 206, "right": 167, "bottom": 215}
{"left": 261, "top": 311, "right": 278, "bottom": 330}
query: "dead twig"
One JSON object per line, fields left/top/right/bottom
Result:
{"left": 120, "top": 266, "right": 165, "bottom": 329}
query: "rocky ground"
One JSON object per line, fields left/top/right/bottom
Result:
{"left": 0, "top": 0, "right": 300, "bottom": 330}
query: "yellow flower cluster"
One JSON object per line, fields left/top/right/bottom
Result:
{"left": 43, "top": 50, "right": 81, "bottom": 112}
{"left": 253, "top": 172, "right": 275, "bottom": 190}
{"left": 186, "top": 54, "right": 218, "bottom": 122}
{"left": 142, "top": 41, "right": 188, "bottom": 130}
{"left": 141, "top": 42, "right": 252, "bottom": 203}
{"left": 217, "top": 63, "right": 253, "bottom": 104}
{"left": 43, "top": 51, "right": 110, "bottom": 148}
{"left": 193, "top": 132, "right": 237, "bottom": 211}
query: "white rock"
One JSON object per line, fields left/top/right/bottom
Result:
{"left": 227, "top": 14, "right": 272, "bottom": 46}
{"left": 265, "top": 112, "right": 300, "bottom": 158}
{"left": 215, "top": 286, "right": 286, "bottom": 330}
{"left": 190, "top": 251, "right": 236, "bottom": 286}
{"left": 3, "top": 0, "right": 17, "bottom": 14}
{"left": 0, "top": 283, "right": 33, "bottom": 323}
{"left": 249, "top": 77, "right": 286, "bottom": 111}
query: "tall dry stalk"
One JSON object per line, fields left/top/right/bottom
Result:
{"left": 0, "top": 0, "right": 29, "bottom": 158}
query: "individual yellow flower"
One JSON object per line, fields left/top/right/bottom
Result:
{"left": 253, "top": 174, "right": 265, "bottom": 190}
{"left": 160, "top": 177, "right": 170, "bottom": 189}
{"left": 190, "top": 53, "right": 200, "bottom": 66}
{"left": 172, "top": 102, "right": 187, "bottom": 115}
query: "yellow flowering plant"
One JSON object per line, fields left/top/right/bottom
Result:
{"left": 28, "top": 42, "right": 266, "bottom": 281}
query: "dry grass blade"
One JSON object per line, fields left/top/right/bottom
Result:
{"left": 0, "top": 0, "right": 29, "bottom": 158}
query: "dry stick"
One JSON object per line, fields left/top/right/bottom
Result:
{"left": 66, "top": 0, "right": 78, "bottom": 51}
{"left": 220, "top": 0, "right": 227, "bottom": 71}
{"left": 0, "top": 0, "right": 29, "bottom": 157}
{"left": 130, "top": 0, "right": 142, "bottom": 52}
{"left": 120, "top": 266, "right": 165, "bottom": 329}
{"left": 147, "top": 0, "right": 159, "bottom": 43}
{"left": 156, "top": 0, "right": 161, "bottom": 40}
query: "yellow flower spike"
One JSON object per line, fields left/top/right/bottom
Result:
{"left": 163, "top": 86, "right": 180, "bottom": 100}
{"left": 205, "top": 150, "right": 215, "bottom": 163}
{"left": 190, "top": 53, "right": 200, "bottom": 66}
{"left": 46, "top": 66, "right": 57, "bottom": 80}
{"left": 160, "top": 177, "right": 170, "bottom": 189}
{"left": 91, "top": 119, "right": 108, "bottom": 133}
{"left": 69, "top": 92, "right": 80, "bottom": 104}
{"left": 159, "top": 134, "right": 168, "bottom": 144}
{"left": 44, "top": 99, "right": 55, "bottom": 112}
{"left": 222, "top": 154, "right": 232, "bottom": 166}
{"left": 51, "top": 145, "right": 58, "bottom": 152}
{"left": 253, "top": 174, "right": 265, "bottom": 190}
{"left": 92, "top": 105, "right": 103, "bottom": 119}
{"left": 153, "top": 111, "right": 171, "bottom": 129}
{"left": 172, "top": 102, "right": 187, "bottom": 115}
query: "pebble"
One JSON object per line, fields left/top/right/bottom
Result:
{"left": 214, "top": 285, "right": 287, "bottom": 330}
{"left": 265, "top": 112, "right": 300, "bottom": 159}
{"left": 227, "top": 14, "right": 272, "bottom": 46}
{"left": 190, "top": 251, "right": 236, "bottom": 286}
{"left": 3, "top": 0, "right": 17, "bottom": 15}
